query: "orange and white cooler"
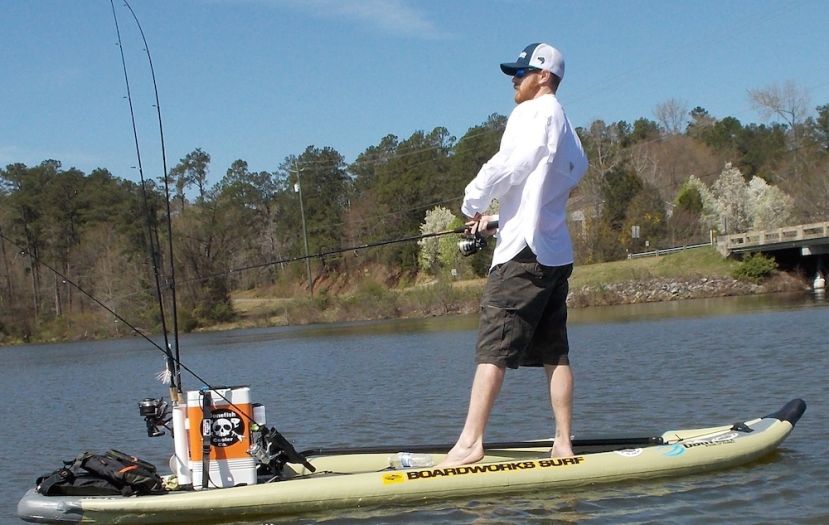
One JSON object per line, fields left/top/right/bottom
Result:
{"left": 186, "top": 386, "right": 256, "bottom": 489}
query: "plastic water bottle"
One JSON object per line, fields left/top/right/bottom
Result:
{"left": 388, "top": 452, "right": 434, "bottom": 469}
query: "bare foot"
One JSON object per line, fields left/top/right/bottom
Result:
{"left": 550, "top": 442, "right": 574, "bottom": 458}
{"left": 437, "top": 443, "right": 485, "bottom": 467}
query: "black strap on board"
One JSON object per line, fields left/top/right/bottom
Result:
{"left": 200, "top": 390, "right": 212, "bottom": 488}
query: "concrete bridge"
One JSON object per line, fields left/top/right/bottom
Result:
{"left": 716, "top": 221, "right": 829, "bottom": 257}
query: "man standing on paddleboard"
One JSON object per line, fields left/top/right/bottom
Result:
{"left": 441, "top": 43, "right": 588, "bottom": 467}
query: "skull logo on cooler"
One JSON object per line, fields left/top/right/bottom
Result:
{"left": 209, "top": 409, "right": 245, "bottom": 447}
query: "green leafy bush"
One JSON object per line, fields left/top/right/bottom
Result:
{"left": 339, "top": 280, "right": 399, "bottom": 319}
{"left": 732, "top": 253, "right": 777, "bottom": 283}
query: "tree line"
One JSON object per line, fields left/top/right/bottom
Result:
{"left": 1, "top": 83, "right": 827, "bottom": 343}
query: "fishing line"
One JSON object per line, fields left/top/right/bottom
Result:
{"left": 7, "top": 238, "right": 268, "bottom": 469}
{"left": 3, "top": 230, "right": 265, "bottom": 457}
{"left": 0, "top": 231, "right": 214, "bottom": 403}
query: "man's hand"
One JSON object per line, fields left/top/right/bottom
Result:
{"left": 465, "top": 213, "right": 497, "bottom": 237}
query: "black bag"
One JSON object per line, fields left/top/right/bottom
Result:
{"left": 37, "top": 449, "right": 165, "bottom": 497}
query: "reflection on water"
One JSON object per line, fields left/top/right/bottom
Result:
{"left": 4, "top": 292, "right": 828, "bottom": 524}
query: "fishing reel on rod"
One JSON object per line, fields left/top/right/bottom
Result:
{"left": 249, "top": 426, "right": 316, "bottom": 480}
{"left": 457, "top": 233, "right": 488, "bottom": 257}
{"left": 457, "top": 219, "right": 498, "bottom": 257}
{"left": 138, "top": 397, "right": 171, "bottom": 437}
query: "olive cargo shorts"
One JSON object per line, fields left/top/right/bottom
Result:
{"left": 475, "top": 249, "right": 573, "bottom": 369}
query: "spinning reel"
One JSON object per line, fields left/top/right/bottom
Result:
{"left": 138, "top": 397, "right": 171, "bottom": 437}
{"left": 457, "top": 232, "right": 488, "bottom": 257}
{"left": 457, "top": 219, "right": 497, "bottom": 256}
{"left": 249, "top": 426, "right": 316, "bottom": 480}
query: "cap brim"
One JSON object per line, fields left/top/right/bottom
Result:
{"left": 499, "top": 62, "right": 522, "bottom": 75}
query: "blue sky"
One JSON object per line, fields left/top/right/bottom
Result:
{"left": 2, "top": 0, "right": 827, "bottom": 188}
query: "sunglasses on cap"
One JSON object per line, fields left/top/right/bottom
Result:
{"left": 513, "top": 67, "right": 542, "bottom": 78}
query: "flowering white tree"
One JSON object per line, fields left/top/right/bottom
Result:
{"left": 711, "top": 163, "right": 751, "bottom": 233}
{"left": 686, "top": 163, "right": 794, "bottom": 234}
{"left": 748, "top": 177, "right": 794, "bottom": 230}
{"left": 417, "top": 206, "right": 458, "bottom": 275}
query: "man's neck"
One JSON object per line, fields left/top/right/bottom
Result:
{"left": 532, "top": 87, "right": 554, "bottom": 99}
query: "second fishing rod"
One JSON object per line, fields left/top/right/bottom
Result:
{"left": 179, "top": 219, "right": 500, "bottom": 287}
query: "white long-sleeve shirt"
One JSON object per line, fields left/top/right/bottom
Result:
{"left": 462, "top": 93, "right": 588, "bottom": 268}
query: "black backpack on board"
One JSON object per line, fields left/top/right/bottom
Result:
{"left": 36, "top": 449, "right": 165, "bottom": 497}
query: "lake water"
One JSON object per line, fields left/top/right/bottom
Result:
{"left": 4, "top": 292, "right": 828, "bottom": 524}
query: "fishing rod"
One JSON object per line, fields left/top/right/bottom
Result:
{"left": 177, "top": 220, "right": 499, "bottom": 287}
{"left": 110, "top": 0, "right": 179, "bottom": 399}
{"left": 110, "top": 0, "right": 229, "bottom": 485}
{"left": 119, "top": 0, "right": 183, "bottom": 398}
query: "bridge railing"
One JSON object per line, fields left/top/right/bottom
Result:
{"left": 627, "top": 242, "right": 713, "bottom": 260}
{"left": 716, "top": 221, "right": 829, "bottom": 255}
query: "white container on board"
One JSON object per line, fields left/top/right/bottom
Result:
{"left": 388, "top": 452, "right": 434, "bottom": 469}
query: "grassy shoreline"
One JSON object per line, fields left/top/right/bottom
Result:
{"left": 3, "top": 247, "right": 808, "bottom": 345}
{"left": 210, "top": 246, "right": 807, "bottom": 332}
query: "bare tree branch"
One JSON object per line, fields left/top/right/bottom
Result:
{"left": 654, "top": 98, "right": 688, "bottom": 135}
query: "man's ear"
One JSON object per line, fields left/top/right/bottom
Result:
{"left": 539, "top": 70, "right": 559, "bottom": 92}
{"left": 537, "top": 70, "right": 552, "bottom": 88}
